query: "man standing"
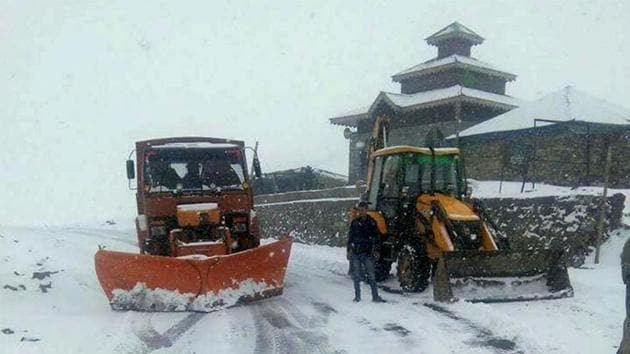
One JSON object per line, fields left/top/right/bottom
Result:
{"left": 619, "top": 238, "right": 630, "bottom": 354}
{"left": 347, "top": 201, "right": 385, "bottom": 303}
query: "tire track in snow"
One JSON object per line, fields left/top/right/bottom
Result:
{"left": 250, "top": 299, "right": 336, "bottom": 353}
{"left": 133, "top": 313, "right": 207, "bottom": 352}
{"left": 327, "top": 263, "right": 522, "bottom": 353}
{"left": 421, "top": 303, "right": 523, "bottom": 354}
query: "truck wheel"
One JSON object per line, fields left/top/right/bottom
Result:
{"left": 397, "top": 247, "right": 431, "bottom": 292}
{"left": 375, "top": 259, "right": 392, "bottom": 282}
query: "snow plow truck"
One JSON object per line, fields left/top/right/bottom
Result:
{"left": 351, "top": 117, "right": 573, "bottom": 303}
{"left": 94, "top": 137, "right": 292, "bottom": 311}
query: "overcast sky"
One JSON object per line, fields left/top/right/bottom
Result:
{"left": 1, "top": 0, "right": 629, "bottom": 225}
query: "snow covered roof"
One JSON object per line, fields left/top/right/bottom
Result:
{"left": 377, "top": 85, "right": 520, "bottom": 112}
{"left": 329, "top": 106, "right": 369, "bottom": 127}
{"left": 330, "top": 85, "right": 521, "bottom": 127}
{"left": 392, "top": 55, "right": 516, "bottom": 82}
{"left": 150, "top": 142, "right": 241, "bottom": 149}
{"left": 456, "top": 86, "right": 630, "bottom": 138}
{"left": 425, "top": 22, "right": 484, "bottom": 46}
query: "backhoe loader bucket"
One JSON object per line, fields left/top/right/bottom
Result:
{"left": 433, "top": 249, "right": 573, "bottom": 303}
{"left": 94, "top": 236, "right": 292, "bottom": 312}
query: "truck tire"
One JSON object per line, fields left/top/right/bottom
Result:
{"left": 397, "top": 246, "right": 431, "bottom": 292}
{"left": 375, "top": 259, "right": 392, "bottom": 282}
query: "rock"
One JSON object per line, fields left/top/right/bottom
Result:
{"left": 1, "top": 328, "right": 14, "bottom": 335}
{"left": 39, "top": 283, "right": 52, "bottom": 293}
{"left": 32, "top": 271, "right": 59, "bottom": 280}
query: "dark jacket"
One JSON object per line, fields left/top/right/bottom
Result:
{"left": 347, "top": 215, "right": 379, "bottom": 255}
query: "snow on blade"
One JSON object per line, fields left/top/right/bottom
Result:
{"left": 450, "top": 274, "right": 574, "bottom": 302}
{"left": 110, "top": 279, "right": 272, "bottom": 312}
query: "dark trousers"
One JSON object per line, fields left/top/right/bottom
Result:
{"left": 620, "top": 284, "right": 630, "bottom": 354}
{"left": 351, "top": 252, "right": 379, "bottom": 300}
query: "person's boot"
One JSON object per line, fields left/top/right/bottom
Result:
{"left": 353, "top": 297, "right": 361, "bottom": 302}
{"left": 372, "top": 296, "right": 386, "bottom": 303}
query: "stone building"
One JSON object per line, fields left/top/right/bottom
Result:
{"left": 455, "top": 86, "right": 630, "bottom": 187}
{"left": 330, "top": 22, "right": 520, "bottom": 183}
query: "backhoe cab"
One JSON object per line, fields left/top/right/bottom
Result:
{"left": 361, "top": 146, "right": 500, "bottom": 289}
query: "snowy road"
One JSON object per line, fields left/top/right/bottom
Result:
{"left": 0, "top": 223, "right": 627, "bottom": 353}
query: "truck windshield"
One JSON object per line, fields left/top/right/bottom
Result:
{"left": 143, "top": 148, "right": 245, "bottom": 193}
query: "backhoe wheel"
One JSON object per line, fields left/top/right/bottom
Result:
{"left": 375, "top": 259, "right": 392, "bottom": 282}
{"left": 397, "top": 246, "right": 431, "bottom": 292}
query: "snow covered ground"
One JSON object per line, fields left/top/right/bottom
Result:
{"left": 1, "top": 219, "right": 627, "bottom": 354}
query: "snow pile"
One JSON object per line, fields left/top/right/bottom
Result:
{"left": 111, "top": 279, "right": 273, "bottom": 312}
{"left": 111, "top": 284, "right": 192, "bottom": 312}
{"left": 191, "top": 279, "right": 271, "bottom": 311}
{"left": 451, "top": 274, "right": 573, "bottom": 302}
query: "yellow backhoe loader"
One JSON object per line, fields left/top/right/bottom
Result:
{"left": 351, "top": 116, "right": 573, "bottom": 302}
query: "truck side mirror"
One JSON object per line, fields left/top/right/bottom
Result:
{"left": 126, "top": 160, "right": 135, "bottom": 180}
{"left": 252, "top": 156, "right": 262, "bottom": 179}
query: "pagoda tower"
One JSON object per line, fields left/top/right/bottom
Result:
{"left": 330, "top": 22, "right": 520, "bottom": 183}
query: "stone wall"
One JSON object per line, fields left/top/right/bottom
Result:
{"left": 478, "top": 193, "right": 625, "bottom": 264}
{"left": 257, "top": 198, "right": 356, "bottom": 247}
{"left": 256, "top": 189, "right": 625, "bottom": 263}
{"left": 460, "top": 126, "right": 630, "bottom": 188}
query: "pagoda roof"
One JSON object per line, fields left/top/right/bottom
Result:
{"left": 455, "top": 86, "right": 630, "bottom": 138}
{"left": 426, "top": 22, "right": 484, "bottom": 46}
{"left": 392, "top": 54, "right": 516, "bottom": 82}
{"left": 330, "top": 85, "right": 521, "bottom": 127}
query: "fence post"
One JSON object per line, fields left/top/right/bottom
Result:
{"left": 594, "top": 144, "right": 613, "bottom": 264}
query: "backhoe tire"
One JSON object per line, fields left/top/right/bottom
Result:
{"left": 375, "top": 259, "right": 392, "bottom": 282}
{"left": 397, "top": 247, "right": 431, "bottom": 292}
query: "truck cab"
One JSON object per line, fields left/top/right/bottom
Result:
{"left": 127, "top": 137, "right": 261, "bottom": 256}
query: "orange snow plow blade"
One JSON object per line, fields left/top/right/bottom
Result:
{"left": 94, "top": 236, "right": 292, "bottom": 312}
